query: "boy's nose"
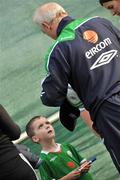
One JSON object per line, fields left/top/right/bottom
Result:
{"left": 111, "top": 10, "right": 116, "bottom": 16}
{"left": 46, "top": 125, "right": 50, "bottom": 129}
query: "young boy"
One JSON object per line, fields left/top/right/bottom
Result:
{"left": 26, "top": 116, "right": 94, "bottom": 180}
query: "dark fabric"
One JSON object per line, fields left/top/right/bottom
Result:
{"left": 0, "top": 104, "right": 21, "bottom": 140}
{"left": 60, "top": 98, "right": 80, "bottom": 131}
{"left": 57, "top": 16, "right": 74, "bottom": 36}
{"left": 0, "top": 105, "right": 37, "bottom": 179}
{"left": 0, "top": 155, "right": 37, "bottom": 180}
{"left": 0, "top": 105, "right": 21, "bottom": 164}
{"left": 94, "top": 93, "right": 120, "bottom": 173}
{"left": 0, "top": 138, "right": 19, "bottom": 165}
{"left": 16, "top": 144, "right": 42, "bottom": 169}
{"left": 99, "top": 0, "right": 111, "bottom": 6}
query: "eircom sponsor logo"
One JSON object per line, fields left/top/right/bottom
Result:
{"left": 85, "top": 38, "right": 112, "bottom": 59}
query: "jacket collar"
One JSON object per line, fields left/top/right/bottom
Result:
{"left": 57, "top": 16, "right": 74, "bottom": 37}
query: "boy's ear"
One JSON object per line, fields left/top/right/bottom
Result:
{"left": 32, "top": 135, "right": 40, "bottom": 143}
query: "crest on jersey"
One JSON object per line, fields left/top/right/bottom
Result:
{"left": 83, "top": 30, "right": 98, "bottom": 44}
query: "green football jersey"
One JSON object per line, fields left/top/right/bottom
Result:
{"left": 39, "top": 143, "right": 93, "bottom": 180}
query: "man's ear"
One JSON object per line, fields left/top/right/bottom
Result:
{"left": 42, "top": 22, "right": 50, "bottom": 30}
{"left": 32, "top": 135, "right": 40, "bottom": 143}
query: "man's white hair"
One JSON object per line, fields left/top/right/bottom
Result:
{"left": 33, "top": 2, "right": 66, "bottom": 26}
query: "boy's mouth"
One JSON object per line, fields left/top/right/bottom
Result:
{"left": 48, "top": 130, "right": 52, "bottom": 134}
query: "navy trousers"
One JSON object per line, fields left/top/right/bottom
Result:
{"left": 94, "top": 93, "right": 120, "bottom": 173}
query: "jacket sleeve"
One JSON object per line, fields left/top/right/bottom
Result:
{"left": 41, "top": 43, "right": 71, "bottom": 107}
{"left": 0, "top": 104, "right": 21, "bottom": 140}
{"left": 15, "top": 144, "right": 42, "bottom": 169}
{"left": 101, "top": 17, "right": 120, "bottom": 41}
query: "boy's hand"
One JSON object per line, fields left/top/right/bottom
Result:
{"left": 78, "top": 161, "right": 91, "bottom": 173}
{"left": 59, "top": 169, "right": 81, "bottom": 180}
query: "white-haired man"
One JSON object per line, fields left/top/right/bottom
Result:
{"left": 33, "top": 2, "right": 120, "bottom": 173}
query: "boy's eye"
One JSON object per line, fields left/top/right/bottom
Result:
{"left": 107, "top": 5, "right": 113, "bottom": 10}
{"left": 39, "top": 124, "right": 43, "bottom": 128}
{"left": 46, "top": 121, "right": 51, "bottom": 125}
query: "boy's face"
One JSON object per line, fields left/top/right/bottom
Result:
{"left": 31, "top": 117, "right": 55, "bottom": 143}
{"left": 103, "top": 0, "right": 120, "bottom": 16}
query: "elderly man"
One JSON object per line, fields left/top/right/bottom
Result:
{"left": 99, "top": 0, "right": 120, "bottom": 16}
{"left": 33, "top": 2, "right": 120, "bottom": 173}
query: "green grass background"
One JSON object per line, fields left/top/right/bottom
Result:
{"left": 0, "top": 0, "right": 120, "bottom": 179}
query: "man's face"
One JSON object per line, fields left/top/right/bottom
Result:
{"left": 103, "top": 0, "right": 120, "bottom": 16}
{"left": 31, "top": 117, "right": 55, "bottom": 143}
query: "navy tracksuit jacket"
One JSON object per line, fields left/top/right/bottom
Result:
{"left": 41, "top": 16, "right": 120, "bottom": 121}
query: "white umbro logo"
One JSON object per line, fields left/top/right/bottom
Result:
{"left": 67, "top": 150, "right": 73, "bottom": 157}
{"left": 90, "top": 50, "right": 118, "bottom": 70}
{"left": 50, "top": 156, "right": 57, "bottom": 162}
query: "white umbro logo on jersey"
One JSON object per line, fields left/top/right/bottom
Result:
{"left": 90, "top": 50, "right": 118, "bottom": 70}
{"left": 67, "top": 150, "right": 73, "bottom": 157}
{"left": 50, "top": 156, "right": 57, "bottom": 162}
